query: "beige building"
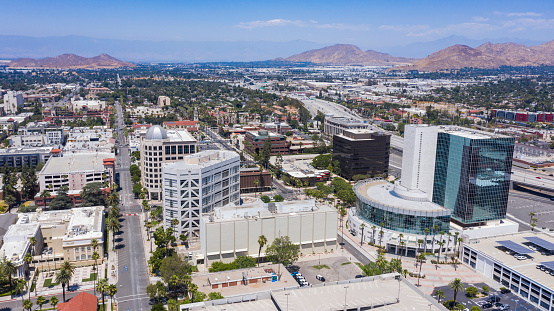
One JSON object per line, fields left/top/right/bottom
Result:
{"left": 200, "top": 199, "right": 337, "bottom": 265}
{"left": 140, "top": 125, "right": 197, "bottom": 201}
{"left": 157, "top": 96, "right": 170, "bottom": 107}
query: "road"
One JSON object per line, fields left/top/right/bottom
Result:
{"left": 114, "top": 102, "right": 151, "bottom": 310}
{"left": 338, "top": 232, "right": 372, "bottom": 266}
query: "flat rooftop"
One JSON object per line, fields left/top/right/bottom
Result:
{"left": 168, "top": 150, "right": 239, "bottom": 170}
{"left": 438, "top": 125, "right": 511, "bottom": 140}
{"left": 40, "top": 152, "right": 113, "bottom": 175}
{"left": 207, "top": 199, "right": 333, "bottom": 222}
{"left": 355, "top": 180, "right": 450, "bottom": 214}
{"left": 327, "top": 116, "right": 367, "bottom": 126}
{"left": 269, "top": 154, "right": 329, "bottom": 179}
{"left": 64, "top": 206, "right": 104, "bottom": 241}
{"left": 166, "top": 129, "right": 196, "bottom": 142}
{"left": 189, "top": 274, "right": 443, "bottom": 311}
{"left": 467, "top": 232, "right": 554, "bottom": 290}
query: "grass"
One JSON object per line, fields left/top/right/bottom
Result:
{"left": 341, "top": 262, "right": 351, "bottom": 266}
{"left": 43, "top": 278, "right": 59, "bottom": 287}
{"left": 82, "top": 273, "right": 98, "bottom": 282}
{"left": 311, "top": 264, "right": 330, "bottom": 270}
{"left": 355, "top": 262, "right": 365, "bottom": 270}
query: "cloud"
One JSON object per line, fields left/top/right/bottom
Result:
{"left": 379, "top": 22, "right": 496, "bottom": 37}
{"left": 234, "top": 19, "right": 370, "bottom": 31}
{"left": 494, "top": 11, "right": 543, "bottom": 17}
{"left": 472, "top": 16, "right": 489, "bottom": 22}
{"left": 503, "top": 18, "right": 554, "bottom": 30}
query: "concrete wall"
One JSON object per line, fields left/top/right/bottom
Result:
{"left": 402, "top": 125, "right": 438, "bottom": 199}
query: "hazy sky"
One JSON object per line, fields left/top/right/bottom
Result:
{"left": 2, "top": 0, "right": 553, "bottom": 48}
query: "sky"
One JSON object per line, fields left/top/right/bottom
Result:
{"left": 2, "top": 0, "right": 554, "bottom": 48}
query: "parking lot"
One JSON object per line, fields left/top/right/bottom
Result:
{"left": 432, "top": 282, "right": 540, "bottom": 311}
{"left": 508, "top": 190, "right": 554, "bottom": 231}
{"left": 289, "top": 255, "right": 363, "bottom": 286}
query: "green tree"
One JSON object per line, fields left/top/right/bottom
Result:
{"left": 449, "top": 278, "right": 465, "bottom": 307}
{"left": 48, "top": 186, "right": 73, "bottom": 210}
{"left": 36, "top": 295, "right": 46, "bottom": 310}
{"left": 96, "top": 278, "right": 109, "bottom": 310}
{"left": 466, "top": 286, "right": 478, "bottom": 298}
{"left": 80, "top": 182, "right": 108, "bottom": 207}
{"left": 208, "top": 292, "right": 224, "bottom": 300}
{"left": 108, "top": 283, "right": 118, "bottom": 309}
{"left": 49, "top": 296, "right": 59, "bottom": 309}
{"left": 107, "top": 191, "right": 120, "bottom": 208}
{"left": 434, "top": 289, "right": 445, "bottom": 303}
{"left": 107, "top": 216, "right": 121, "bottom": 251}
{"left": 22, "top": 299, "right": 33, "bottom": 311}
{"left": 482, "top": 285, "right": 489, "bottom": 296}
{"left": 257, "top": 235, "right": 268, "bottom": 267}
{"left": 273, "top": 194, "right": 284, "bottom": 202}
{"left": 265, "top": 236, "right": 300, "bottom": 277}
{"left": 55, "top": 269, "right": 71, "bottom": 302}
{"left": 159, "top": 253, "right": 192, "bottom": 284}
{"left": 39, "top": 190, "right": 51, "bottom": 208}
{"left": 470, "top": 306, "right": 481, "bottom": 311}
{"left": 260, "top": 138, "right": 272, "bottom": 168}
{"left": 0, "top": 258, "right": 17, "bottom": 297}
{"left": 260, "top": 195, "right": 271, "bottom": 203}
{"left": 133, "top": 183, "right": 143, "bottom": 197}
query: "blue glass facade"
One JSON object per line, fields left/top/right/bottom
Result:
{"left": 432, "top": 132, "right": 514, "bottom": 225}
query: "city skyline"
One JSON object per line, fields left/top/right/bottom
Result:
{"left": 1, "top": 0, "right": 553, "bottom": 50}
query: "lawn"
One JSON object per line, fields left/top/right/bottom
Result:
{"left": 82, "top": 273, "right": 98, "bottom": 282}
{"left": 311, "top": 264, "right": 331, "bottom": 270}
{"left": 43, "top": 278, "right": 59, "bottom": 287}
{"left": 341, "top": 262, "right": 352, "bottom": 266}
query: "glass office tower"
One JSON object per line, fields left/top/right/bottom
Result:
{"left": 432, "top": 130, "right": 515, "bottom": 225}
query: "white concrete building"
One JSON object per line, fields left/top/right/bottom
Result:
{"left": 39, "top": 152, "right": 115, "bottom": 191}
{"left": 200, "top": 199, "right": 337, "bottom": 265}
{"left": 140, "top": 125, "right": 197, "bottom": 201}
{"left": 324, "top": 117, "right": 368, "bottom": 137}
{"left": 71, "top": 99, "right": 106, "bottom": 111}
{"left": 162, "top": 150, "right": 240, "bottom": 239}
{"left": 157, "top": 96, "right": 170, "bottom": 107}
{"left": 2, "top": 91, "right": 24, "bottom": 115}
{"left": 0, "top": 221, "right": 42, "bottom": 278}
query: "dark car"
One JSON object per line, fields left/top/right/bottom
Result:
{"left": 488, "top": 295, "right": 502, "bottom": 302}
{"left": 482, "top": 303, "right": 493, "bottom": 309}
{"left": 355, "top": 275, "right": 363, "bottom": 279}
{"left": 500, "top": 288, "right": 511, "bottom": 294}
{"left": 494, "top": 302, "right": 503, "bottom": 307}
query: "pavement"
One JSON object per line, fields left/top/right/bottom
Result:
{"left": 114, "top": 102, "right": 151, "bottom": 311}
{"left": 507, "top": 190, "right": 554, "bottom": 232}
{"left": 293, "top": 255, "right": 363, "bottom": 285}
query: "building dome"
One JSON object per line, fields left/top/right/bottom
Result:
{"left": 145, "top": 125, "right": 168, "bottom": 140}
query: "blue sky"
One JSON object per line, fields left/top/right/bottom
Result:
{"left": 2, "top": 0, "right": 553, "bottom": 48}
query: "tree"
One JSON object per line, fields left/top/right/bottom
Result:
{"left": 92, "top": 251, "right": 100, "bottom": 295}
{"left": 257, "top": 235, "right": 268, "bottom": 267}
{"left": 260, "top": 195, "right": 270, "bottom": 203}
{"left": 423, "top": 228, "right": 430, "bottom": 254}
{"left": 133, "top": 183, "right": 143, "bottom": 197}
{"left": 449, "top": 278, "right": 465, "bottom": 306}
{"left": 159, "top": 253, "right": 192, "bottom": 284}
{"left": 49, "top": 296, "right": 59, "bottom": 309}
{"left": 36, "top": 295, "right": 46, "bottom": 310}
{"left": 22, "top": 299, "right": 33, "bottom": 311}
{"left": 482, "top": 285, "right": 489, "bottom": 296}
{"left": 434, "top": 289, "right": 445, "bottom": 303}
{"left": 21, "top": 167, "right": 38, "bottom": 201}
{"left": 48, "top": 186, "right": 73, "bottom": 210}
{"left": 15, "top": 279, "right": 27, "bottom": 303}
{"left": 80, "top": 182, "right": 107, "bottom": 207}
{"left": 265, "top": 236, "right": 300, "bottom": 278}
{"left": 96, "top": 278, "right": 109, "bottom": 310}
{"left": 108, "top": 283, "right": 118, "bottom": 309}
{"left": 466, "top": 286, "right": 478, "bottom": 298}
{"left": 260, "top": 138, "right": 272, "bottom": 168}
{"left": 107, "top": 216, "right": 121, "bottom": 251}
{"left": 360, "top": 223, "right": 366, "bottom": 246}
{"left": 0, "top": 258, "right": 17, "bottom": 297}
{"left": 146, "top": 281, "right": 166, "bottom": 304}
{"left": 470, "top": 306, "right": 481, "bottom": 311}
{"left": 208, "top": 292, "right": 224, "bottom": 300}
{"left": 55, "top": 269, "right": 71, "bottom": 302}
{"left": 273, "top": 194, "right": 284, "bottom": 202}
{"left": 151, "top": 303, "right": 165, "bottom": 311}
{"left": 253, "top": 179, "right": 260, "bottom": 197}
{"left": 417, "top": 253, "right": 425, "bottom": 286}
{"left": 39, "top": 190, "right": 51, "bottom": 208}
{"left": 107, "top": 191, "right": 120, "bottom": 208}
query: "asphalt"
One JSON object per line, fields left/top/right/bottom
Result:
{"left": 507, "top": 190, "right": 554, "bottom": 231}
{"left": 0, "top": 289, "right": 95, "bottom": 311}
{"left": 114, "top": 102, "right": 151, "bottom": 311}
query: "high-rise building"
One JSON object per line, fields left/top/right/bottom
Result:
{"left": 432, "top": 127, "right": 515, "bottom": 226}
{"left": 2, "top": 91, "right": 24, "bottom": 115}
{"left": 161, "top": 150, "right": 240, "bottom": 238}
{"left": 333, "top": 129, "right": 390, "bottom": 180}
{"left": 323, "top": 117, "right": 368, "bottom": 137}
{"left": 140, "top": 125, "right": 197, "bottom": 201}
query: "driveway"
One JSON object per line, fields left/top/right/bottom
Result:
{"left": 292, "top": 256, "right": 363, "bottom": 285}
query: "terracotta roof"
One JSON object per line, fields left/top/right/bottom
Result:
{"left": 50, "top": 149, "right": 62, "bottom": 153}
{"left": 163, "top": 120, "right": 198, "bottom": 127}
{"left": 57, "top": 291, "right": 97, "bottom": 311}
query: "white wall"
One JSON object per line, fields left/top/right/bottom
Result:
{"left": 401, "top": 125, "right": 438, "bottom": 199}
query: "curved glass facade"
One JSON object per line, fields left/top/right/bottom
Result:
{"left": 356, "top": 197, "right": 451, "bottom": 234}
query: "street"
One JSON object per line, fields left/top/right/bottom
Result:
{"left": 114, "top": 102, "right": 151, "bottom": 310}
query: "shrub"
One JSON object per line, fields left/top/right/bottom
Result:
{"left": 260, "top": 195, "right": 271, "bottom": 203}
{"left": 466, "top": 286, "right": 478, "bottom": 298}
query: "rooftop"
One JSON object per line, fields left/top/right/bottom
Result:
{"left": 0, "top": 146, "right": 54, "bottom": 154}
{"left": 438, "top": 125, "right": 511, "bottom": 140}
{"left": 355, "top": 180, "right": 450, "bottom": 215}
{"left": 326, "top": 116, "right": 367, "bottom": 126}
{"left": 167, "top": 150, "right": 239, "bottom": 170}
{"left": 269, "top": 154, "right": 330, "bottom": 179}
{"left": 467, "top": 231, "right": 554, "bottom": 291}
{"left": 40, "top": 152, "right": 113, "bottom": 175}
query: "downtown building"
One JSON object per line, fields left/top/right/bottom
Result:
{"left": 348, "top": 125, "right": 516, "bottom": 257}
{"left": 332, "top": 129, "right": 390, "bottom": 180}
{"left": 140, "top": 125, "right": 197, "bottom": 201}
{"left": 161, "top": 150, "right": 240, "bottom": 239}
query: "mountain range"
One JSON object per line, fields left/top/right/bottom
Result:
{"left": 8, "top": 53, "right": 134, "bottom": 69}
{"left": 281, "top": 44, "right": 414, "bottom": 65}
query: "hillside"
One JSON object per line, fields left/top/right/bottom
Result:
{"left": 283, "top": 44, "right": 415, "bottom": 65}
{"left": 394, "top": 40, "right": 554, "bottom": 71}
{"left": 9, "top": 53, "right": 135, "bottom": 69}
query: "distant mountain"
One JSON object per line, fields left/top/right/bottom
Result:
{"left": 9, "top": 53, "right": 135, "bottom": 69}
{"left": 282, "top": 44, "right": 415, "bottom": 65}
{"left": 381, "top": 35, "right": 546, "bottom": 58}
{"left": 392, "top": 40, "right": 554, "bottom": 71}
{"left": 0, "top": 35, "right": 325, "bottom": 62}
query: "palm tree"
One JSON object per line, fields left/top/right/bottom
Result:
{"left": 423, "top": 228, "right": 430, "bottom": 254}
{"left": 434, "top": 289, "right": 445, "bottom": 303}
{"left": 107, "top": 216, "right": 121, "bottom": 251}
{"left": 96, "top": 278, "right": 109, "bottom": 310}
{"left": 171, "top": 218, "right": 179, "bottom": 240}
{"left": 253, "top": 179, "right": 260, "bottom": 197}
{"left": 92, "top": 251, "right": 100, "bottom": 295}
{"left": 29, "top": 237, "right": 37, "bottom": 256}
{"left": 257, "top": 235, "right": 267, "bottom": 267}
{"left": 169, "top": 275, "right": 180, "bottom": 300}
{"left": 371, "top": 225, "right": 377, "bottom": 244}
{"left": 108, "top": 283, "right": 118, "bottom": 309}
{"left": 378, "top": 229, "right": 384, "bottom": 248}
{"left": 360, "top": 223, "right": 366, "bottom": 246}
{"left": 438, "top": 241, "right": 445, "bottom": 262}
{"left": 449, "top": 278, "right": 465, "bottom": 306}
{"left": 15, "top": 279, "right": 27, "bottom": 303}
{"left": 417, "top": 253, "right": 425, "bottom": 286}
{"left": 39, "top": 190, "right": 51, "bottom": 209}
{"left": 453, "top": 232, "right": 460, "bottom": 255}
{"left": 55, "top": 269, "right": 71, "bottom": 302}
{"left": 36, "top": 295, "right": 46, "bottom": 310}
{"left": 107, "top": 191, "right": 120, "bottom": 208}
{"left": 24, "top": 253, "right": 32, "bottom": 277}
{"left": 22, "top": 299, "right": 33, "bottom": 311}
{"left": 445, "top": 231, "right": 452, "bottom": 261}
{"left": 417, "top": 239, "right": 424, "bottom": 255}
{"left": 457, "top": 237, "right": 463, "bottom": 257}
{"left": 0, "top": 258, "right": 17, "bottom": 297}
{"left": 529, "top": 211, "right": 535, "bottom": 224}
{"left": 397, "top": 234, "right": 404, "bottom": 259}
{"left": 399, "top": 241, "right": 406, "bottom": 262}
{"left": 49, "top": 296, "right": 59, "bottom": 309}
{"left": 431, "top": 225, "right": 439, "bottom": 253}
{"left": 438, "top": 230, "right": 444, "bottom": 254}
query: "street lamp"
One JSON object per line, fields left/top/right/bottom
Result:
{"left": 285, "top": 293, "right": 290, "bottom": 311}
{"left": 515, "top": 299, "right": 519, "bottom": 311}
{"left": 344, "top": 286, "right": 349, "bottom": 309}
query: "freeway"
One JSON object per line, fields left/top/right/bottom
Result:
{"left": 114, "top": 102, "right": 151, "bottom": 310}
{"left": 289, "top": 95, "right": 363, "bottom": 120}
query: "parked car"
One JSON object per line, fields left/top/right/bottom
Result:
{"left": 482, "top": 303, "right": 493, "bottom": 309}
{"left": 316, "top": 275, "right": 325, "bottom": 282}
{"left": 488, "top": 295, "right": 502, "bottom": 302}
{"left": 355, "top": 275, "right": 363, "bottom": 279}
{"left": 500, "top": 288, "right": 511, "bottom": 294}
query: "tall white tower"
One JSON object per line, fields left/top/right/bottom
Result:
{"left": 194, "top": 106, "right": 199, "bottom": 122}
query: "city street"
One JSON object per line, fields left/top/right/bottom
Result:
{"left": 114, "top": 102, "right": 151, "bottom": 310}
